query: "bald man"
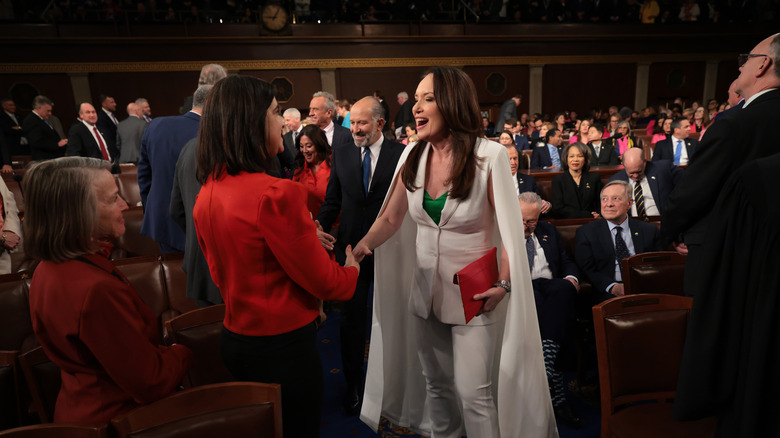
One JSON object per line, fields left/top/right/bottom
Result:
{"left": 118, "top": 102, "right": 148, "bottom": 164}
{"left": 608, "top": 147, "right": 682, "bottom": 217}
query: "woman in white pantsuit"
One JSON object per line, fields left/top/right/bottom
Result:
{"left": 355, "top": 67, "right": 557, "bottom": 438}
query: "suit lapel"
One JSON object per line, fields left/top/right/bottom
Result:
{"left": 412, "top": 144, "right": 437, "bottom": 227}
{"left": 535, "top": 225, "right": 556, "bottom": 273}
{"left": 628, "top": 219, "right": 645, "bottom": 252}
{"left": 368, "top": 140, "right": 392, "bottom": 194}
{"left": 600, "top": 220, "right": 616, "bottom": 261}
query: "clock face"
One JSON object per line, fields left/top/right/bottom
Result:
{"left": 262, "top": 5, "right": 288, "bottom": 31}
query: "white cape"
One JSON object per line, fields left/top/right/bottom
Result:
{"left": 360, "top": 139, "right": 558, "bottom": 437}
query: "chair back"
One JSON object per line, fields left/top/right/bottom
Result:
{"left": 621, "top": 251, "right": 686, "bottom": 295}
{"left": 110, "top": 382, "right": 281, "bottom": 438}
{"left": 0, "top": 423, "right": 107, "bottom": 438}
{"left": 593, "top": 294, "right": 715, "bottom": 438}
{"left": 0, "top": 351, "right": 19, "bottom": 429}
{"left": 164, "top": 305, "right": 232, "bottom": 388}
{"left": 17, "top": 346, "right": 61, "bottom": 424}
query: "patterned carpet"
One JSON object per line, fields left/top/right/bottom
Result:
{"left": 317, "top": 309, "right": 600, "bottom": 438}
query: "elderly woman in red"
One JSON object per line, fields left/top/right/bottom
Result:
{"left": 292, "top": 124, "right": 333, "bottom": 218}
{"left": 193, "top": 75, "right": 359, "bottom": 438}
{"left": 24, "top": 157, "right": 192, "bottom": 424}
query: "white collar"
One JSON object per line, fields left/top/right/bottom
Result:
{"left": 742, "top": 88, "right": 778, "bottom": 109}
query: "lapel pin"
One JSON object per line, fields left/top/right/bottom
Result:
{"left": 542, "top": 235, "right": 548, "bottom": 241}
{"left": 634, "top": 232, "right": 639, "bottom": 236}
{"left": 651, "top": 176, "right": 656, "bottom": 180}
{"left": 585, "top": 183, "right": 591, "bottom": 189}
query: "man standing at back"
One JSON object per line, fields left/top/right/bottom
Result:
{"left": 309, "top": 91, "right": 352, "bottom": 148}
{"left": 496, "top": 94, "right": 522, "bottom": 132}
{"left": 393, "top": 91, "right": 414, "bottom": 135}
{"left": 138, "top": 85, "right": 211, "bottom": 253}
{"left": 22, "top": 95, "right": 67, "bottom": 161}
{"left": 96, "top": 94, "right": 119, "bottom": 152}
{"left": 661, "top": 33, "right": 780, "bottom": 297}
{"left": 316, "top": 96, "right": 404, "bottom": 416}
{"left": 117, "top": 102, "right": 148, "bottom": 164}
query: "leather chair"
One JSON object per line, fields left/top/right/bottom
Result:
{"left": 0, "top": 423, "right": 107, "bottom": 438}
{"left": 110, "top": 382, "right": 282, "bottom": 438}
{"left": 163, "top": 304, "right": 233, "bottom": 388}
{"left": 593, "top": 294, "right": 716, "bottom": 438}
{"left": 620, "top": 251, "right": 686, "bottom": 296}
{"left": 0, "top": 351, "right": 19, "bottom": 429}
{"left": 112, "top": 207, "right": 161, "bottom": 259}
{"left": 17, "top": 346, "right": 60, "bottom": 424}
{"left": 115, "top": 172, "right": 142, "bottom": 208}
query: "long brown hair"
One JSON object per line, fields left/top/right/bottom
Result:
{"left": 401, "top": 66, "right": 483, "bottom": 200}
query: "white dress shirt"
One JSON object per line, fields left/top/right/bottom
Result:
{"left": 630, "top": 177, "right": 659, "bottom": 217}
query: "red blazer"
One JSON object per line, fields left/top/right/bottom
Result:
{"left": 29, "top": 252, "right": 192, "bottom": 424}
{"left": 293, "top": 160, "right": 331, "bottom": 219}
{"left": 194, "top": 171, "right": 358, "bottom": 337}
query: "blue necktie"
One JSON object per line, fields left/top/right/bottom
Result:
{"left": 44, "top": 120, "right": 52, "bottom": 128}
{"left": 550, "top": 145, "right": 561, "bottom": 167}
{"left": 362, "top": 147, "right": 371, "bottom": 193}
{"left": 526, "top": 236, "right": 535, "bottom": 271}
{"left": 674, "top": 140, "right": 683, "bottom": 165}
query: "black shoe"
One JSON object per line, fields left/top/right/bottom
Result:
{"left": 554, "top": 403, "right": 583, "bottom": 429}
{"left": 342, "top": 384, "right": 362, "bottom": 416}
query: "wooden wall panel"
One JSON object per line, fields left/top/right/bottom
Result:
{"left": 337, "top": 67, "right": 428, "bottom": 125}
{"left": 542, "top": 64, "right": 636, "bottom": 117}
{"left": 239, "top": 69, "right": 322, "bottom": 112}
{"left": 647, "top": 62, "right": 706, "bottom": 109}
{"left": 88, "top": 71, "right": 197, "bottom": 119}
{"left": 0, "top": 74, "right": 76, "bottom": 128}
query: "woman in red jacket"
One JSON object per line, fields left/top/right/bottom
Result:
{"left": 24, "top": 157, "right": 192, "bottom": 424}
{"left": 292, "top": 124, "right": 333, "bottom": 218}
{"left": 193, "top": 75, "right": 360, "bottom": 438}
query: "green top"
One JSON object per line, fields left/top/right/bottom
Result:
{"left": 423, "top": 191, "right": 448, "bottom": 225}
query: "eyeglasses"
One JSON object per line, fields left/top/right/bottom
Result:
{"left": 738, "top": 53, "right": 768, "bottom": 67}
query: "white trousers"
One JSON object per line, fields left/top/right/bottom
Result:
{"left": 413, "top": 313, "right": 500, "bottom": 438}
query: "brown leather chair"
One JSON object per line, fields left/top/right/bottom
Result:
{"left": 159, "top": 253, "right": 197, "bottom": 323}
{"left": 115, "top": 172, "right": 141, "bottom": 208}
{"left": 112, "top": 207, "right": 161, "bottom": 259}
{"left": 17, "top": 346, "right": 60, "bottom": 424}
{"left": 0, "top": 351, "right": 19, "bottom": 429}
{"left": 0, "top": 423, "right": 107, "bottom": 438}
{"left": 621, "top": 251, "right": 686, "bottom": 296}
{"left": 110, "top": 382, "right": 282, "bottom": 438}
{"left": 164, "top": 305, "right": 233, "bottom": 388}
{"left": 593, "top": 294, "right": 716, "bottom": 438}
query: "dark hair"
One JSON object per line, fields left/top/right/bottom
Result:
{"left": 554, "top": 112, "right": 566, "bottom": 123}
{"left": 499, "top": 130, "right": 515, "bottom": 145}
{"left": 196, "top": 75, "right": 277, "bottom": 183}
{"left": 670, "top": 117, "right": 687, "bottom": 131}
{"left": 561, "top": 142, "right": 591, "bottom": 173}
{"left": 404, "top": 123, "right": 417, "bottom": 134}
{"left": 544, "top": 128, "right": 560, "bottom": 144}
{"left": 505, "top": 117, "right": 518, "bottom": 127}
{"left": 589, "top": 123, "right": 605, "bottom": 136}
{"left": 401, "top": 66, "right": 482, "bottom": 200}
{"left": 293, "top": 124, "right": 332, "bottom": 172}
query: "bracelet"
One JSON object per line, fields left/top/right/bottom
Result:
{"left": 493, "top": 280, "right": 511, "bottom": 293}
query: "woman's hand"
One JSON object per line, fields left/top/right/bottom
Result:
{"left": 352, "top": 240, "right": 372, "bottom": 264}
{"left": 344, "top": 245, "right": 361, "bottom": 274}
{"left": 473, "top": 286, "right": 507, "bottom": 315}
{"left": 315, "top": 220, "right": 336, "bottom": 251}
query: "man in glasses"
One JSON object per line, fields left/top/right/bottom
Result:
{"left": 664, "top": 33, "right": 780, "bottom": 437}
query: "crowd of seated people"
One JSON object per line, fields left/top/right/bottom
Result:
{"left": 4, "top": 0, "right": 773, "bottom": 24}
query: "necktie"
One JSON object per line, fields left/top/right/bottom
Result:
{"left": 110, "top": 112, "right": 118, "bottom": 126}
{"left": 93, "top": 127, "right": 110, "bottom": 161}
{"left": 614, "top": 226, "right": 630, "bottom": 262}
{"left": 594, "top": 144, "right": 600, "bottom": 157}
{"left": 674, "top": 140, "right": 683, "bottom": 165}
{"left": 633, "top": 182, "right": 646, "bottom": 218}
{"left": 44, "top": 120, "right": 52, "bottom": 129}
{"left": 550, "top": 146, "right": 561, "bottom": 167}
{"left": 526, "top": 236, "right": 535, "bottom": 271}
{"left": 362, "top": 147, "right": 371, "bottom": 193}
{"left": 143, "top": 115, "right": 151, "bottom": 123}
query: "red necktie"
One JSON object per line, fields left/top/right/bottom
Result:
{"left": 93, "top": 126, "right": 109, "bottom": 161}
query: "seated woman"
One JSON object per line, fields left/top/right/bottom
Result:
{"left": 292, "top": 124, "right": 333, "bottom": 218}
{"left": 569, "top": 118, "right": 591, "bottom": 144}
{"left": 497, "top": 129, "right": 515, "bottom": 147}
{"left": 690, "top": 106, "right": 710, "bottom": 134}
{"left": 402, "top": 123, "right": 418, "bottom": 145}
{"left": 193, "top": 75, "right": 359, "bottom": 438}
{"left": 612, "top": 120, "right": 638, "bottom": 158}
{"left": 651, "top": 115, "right": 672, "bottom": 144}
{"left": 552, "top": 142, "right": 603, "bottom": 219}
{"left": 25, "top": 157, "right": 192, "bottom": 424}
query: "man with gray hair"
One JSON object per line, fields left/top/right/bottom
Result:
{"left": 22, "top": 95, "right": 68, "bottom": 161}
{"left": 315, "top": 96, "right": 404, "bottom": 416}
{"left": 280, "top": 107, "right": 302, "bottom": 176}
{"left": 180, "top": 63, "right": 227, "bottom": 114}
{"left": 393, "top": 90, "right": 414, "bottom": 134}
{"left": 118, "top": 102, "right": 148, "bottom": 164}
{"left": 309, "top": 90, "right": 351, "bottom": 147}
{"left": 139, "top": 85, "right": 211, "bottom": 253}
{"left": 135, "top": 98, "right": 152, "bottom": 123}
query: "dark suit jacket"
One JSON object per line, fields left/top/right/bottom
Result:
{"left": 331, "top": 123, "right": 353, "bottom": 149}
{"left": 279, "top": 129, "right": 299, "bottom": 177}
{"left": 22, "top": 113, "right": 64, "bottom": 160}
{"left": 66, "top": 121, "right": 120, "bottom": 173}
{"left": 170, "top": 138, "right": 222, "bottom": 305}
{"left": 379, "top": 99, "right": 390, "bottom": 122}
{"left": 515, "top": 134, "right": 531, "bottom": 151}
{"left": 138, "top": 112, "right": 200, "bottom": 251}
{"left": 535, "top": 221, "right": 579, "bottom": 279}
{"left": 551, "top": 171, "right": 602, "bottom": 219}
{"left": 574, "top": 218, "right": 661, "bottom": 294}
{"left": 517, "top": 172, "right": 539, "bottom": 195}
{"left": 608, "top": 159, "right": 682, "bottom": 216}
{"left": 530, "top": 141, "right": 560, "bottom": 169}
{"left": 0, "top": 112, "right": 26, "bottom": 155}
{"left": 496, "top": 98, "right": 518, "bottom": 130}
{"left": 662, "top": 89, "right": 780, "bottom": 246}
{"left": 587, "top": 141, "right": 619, "bottom": 166}
{"left": 394, "top": 99, "right": 414, "bottom": 130}
{"left": 316, "top": 138, "right": 404, "bottom": 264}
{"left": 96, "top": 109, "right": 118, "bottom": 150}
{"left": 652, "top": 136, "right": 697, "bottom": 164}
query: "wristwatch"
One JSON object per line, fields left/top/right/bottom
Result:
{"left": 493, "top": 280, "right": 511, "bottom": 293}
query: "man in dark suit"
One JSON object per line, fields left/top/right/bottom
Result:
{"left": 652, "top": 117, "right": 697, "bottom": 166}
{"left": 22, "top": 95, "right": 68, "bottom": 161}
{"left": 586, "top": 123, "right": 619, "bottom": 166}
{"left": 496, "top": 94, "right": 522, "bottom": 131}
{"left": 393, "top": 91, "right": 414, "bottom": 134}
{"left": 138, "top": 85, "right": 210, "bottom": 253}
{"left": 530, "top": 128, "right": 563, "bottom": 169}
{"left": 507, "top": 144, "right": 552, "bottom": 213}
{"left": 608, "top": 147, "right": 683, "bottom": 217}
{"left": 662, "top": 33, "right": 780, "bottom": 298}
{"left": 66, "top": 102, "right": 120, "bottom": 173}
{"left": 0, "top": 98, "right": 27, "bottom": 157}
{"left": 309, "top": 91, "right": 352, "bottom": 148}
{"left": 519, "top": 192, "right": 582, "bottom": 428}
{"left": 279, "top": 107, "right": 302, "bottom": 178}
{"left": 372, "top": 90, "right": 391, "bottom": 121}
{"left": 96, "top": 94, "right": 119, "bottom": 151}
{"left": 575, "top": 180, "right": 661, "bottom": 300}
{"left": 315, "top": 96, "right": 404, "bottom": 416}
{"left": 170, "top": 137, "right": 222, "bottom": 308}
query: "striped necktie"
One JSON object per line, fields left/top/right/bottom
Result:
{"left": 633, "top": 182, "right": 646, "bottom": 218}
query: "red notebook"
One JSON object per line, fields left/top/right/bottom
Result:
{"left": 452, "top": 247, "right": 498, "bottom": 324}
